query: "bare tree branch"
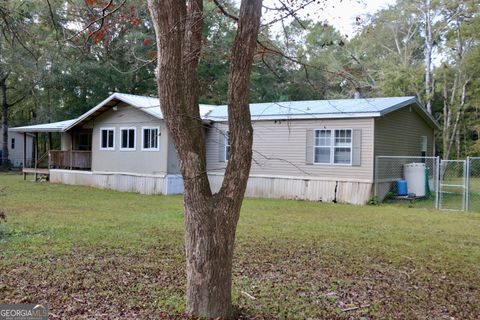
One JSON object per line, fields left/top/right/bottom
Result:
{"left": 212, "top": 0, "right": 238, "bottom": 21}
{"left": 65, "top": 0, "right": 127, "bottom": 44}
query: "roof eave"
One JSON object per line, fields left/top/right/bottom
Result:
{"left": 9, "top": 127, "right": 67, "bottom": 133}
{"left": 379, "top": 97, "right": 440, "bottom": 129}
{"left": 206, "top": 112, "right": 383, "bottom": 122}
{"left": 7, "top": 128, "right": 39, "bottom": 136}
{"left": 63, "top": 93, "right": 119, "bottom": 131}
{"left": 414, "top": 100, "right": 441, "bottom": 130}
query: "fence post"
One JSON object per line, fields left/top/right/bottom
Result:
{"left": 465, "top": 156, "right": 470, "bottom": 212}
{"left": 374, "top": 156, "right": 379, "bottom": 201}
{"left": 435, "top": 156, "right": 440, "bottom": 210}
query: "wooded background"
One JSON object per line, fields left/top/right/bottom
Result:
{"left": 1, "top": 0, "right": 479, "bottom": 159}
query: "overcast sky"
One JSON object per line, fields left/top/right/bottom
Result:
{"left": 262, "top": 0, "right": 397, "bottom": 38}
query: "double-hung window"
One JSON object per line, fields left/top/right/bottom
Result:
{"left": 11, "top": 138, "right": 15, "bottom": 150}
{"left": 120, "top": 128, "right": 136, "bottom": 151}
{"left": 100, "top": 128, "right": 115, "bottom": 150}
{"left": 314, "top": 130, "right": 331, "bottom": 164}
{"left": 314, "top": 129, "right": 352, "bottom": 165}
{"left": 333, "top": 129, "right": 352, "bottom": 164}
{"left": 142, "top": 127, "right": 159, "bottom": 151}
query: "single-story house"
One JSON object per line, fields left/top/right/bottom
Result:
{"left": 0, "top": 127, "right": 34, "bottom": 167}
{"left": 10, "top": 93, "right": 439, "bottom": 205}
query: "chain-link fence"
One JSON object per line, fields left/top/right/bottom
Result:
{"left": 439, "top": 160, "right": 466, "bottom": 211}
{"left": 467, "top": 157, "right": 480, "bottom": 212}
{"left": 374, "top": 156, "right": 440, "bottom": 209}
{"left": 374, "top": 156, "right": 480, "bottom": 212}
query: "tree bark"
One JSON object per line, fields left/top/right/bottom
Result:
{"left": 147, "top": 0, "right": 262, "bottom": 318}
{"left": 442, "top": 73, "right": 451, "bottom": 157}
{"left": 1, "top": 76, "right": 9, "bottom": 168}
{"left": 445, "top": 78, "right": 470, "bottom": 160}
{"left": 423, "top": 0, "right": 433, "bottom": 114}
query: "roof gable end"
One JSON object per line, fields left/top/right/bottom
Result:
{"left": 63, "top": 93, "right": 162, "bottom": 131}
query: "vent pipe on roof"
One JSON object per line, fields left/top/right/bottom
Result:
{"left": 354, "top": 88, "right": 361, "bottom": 99}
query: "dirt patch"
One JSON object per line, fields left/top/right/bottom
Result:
{"left": 2, "top": 241, "right": 479, "bottom": 319}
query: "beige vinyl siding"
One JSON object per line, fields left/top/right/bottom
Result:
{"left": 374, "top": 105, "right": 435, "bottom": 157}
{"left": 91, "top": 103, "right": 168, "bottom": 175}
{"left": 206, "top": 118, "right": 375, "bottom": 182}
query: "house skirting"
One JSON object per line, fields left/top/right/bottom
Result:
{"left": 49, "top": 170, "right": 373, "bottom": 205}
{"left": 49, "top": 170, "right": 184, "bottom": 195}
{"left": 207, "top": 173, "right": 373, "bottom": 205}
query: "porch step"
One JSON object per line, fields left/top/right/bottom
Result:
{"left": 22, "top": 168, "right": 49, "bottom": 175}
{"left": 22, "top": 167, "right": 50, "bottom": 182}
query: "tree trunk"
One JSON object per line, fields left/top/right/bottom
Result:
{"left": 442, "top": 75, "right": 449, "bottom": 157}
{"left": 445, "top": 78, "right": 470, "bottom": 160}
{"left": 147, "top": 0, "right": 262, "bottom": 318}
{"left": 455, "top": 128, "right": 460, "bottom": 159}
{"left": 1, "top": 76, "right": 9, "bottom": 169}
{"left": 184, "top": 203, "right": 237, "bottom": 316}
{"left": 422, "top": 0, "right": 434, "bottom": 114}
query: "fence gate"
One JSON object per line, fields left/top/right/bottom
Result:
{"left": 467, "top": 157, "right": 480, "bottom": 212}
{"left": 439, "top": 160, "right": 466, "bottom": 211}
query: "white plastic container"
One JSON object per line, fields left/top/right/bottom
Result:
{"left": 403, "top": 163, "right": 426, "bottom": 197}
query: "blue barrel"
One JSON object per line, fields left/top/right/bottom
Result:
{"left": 396, "top": 179, "right": 408, "bottom": 196}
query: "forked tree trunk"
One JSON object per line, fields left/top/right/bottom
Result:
{"left": 184, "top": 204, "right": 238, "bottom": 315}
{"left": 147, "top": 0, "right": 262, "bottom": 318}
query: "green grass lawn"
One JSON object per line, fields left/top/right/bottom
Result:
{"left": 1, "top": 173, "right": 480, "bottom": 319}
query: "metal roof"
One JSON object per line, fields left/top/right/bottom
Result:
{"left": 63, "top": 93, "right": 216, "bottom": 131}
{"left": 9, "top": 95, "right": 439, "bottom": 132}
{"left": 207, "top": 96, "right": 407, "bottom": 119}
{"left": 114, "top": 92, "right": 216, "bottom": 118}
{"left": 9, "top": 119, "right": 78, "bottom": 133}
{"left": 204, "top": 96, "right": 439, "bottom": 128}
{"left": 10, "top": 93, "right": 217, "bottom": 133}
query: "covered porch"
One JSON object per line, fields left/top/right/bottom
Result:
{"left": 9, "top": 119, "right": 92, "bottom": 181}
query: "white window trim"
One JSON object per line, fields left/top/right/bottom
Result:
{"left": 313, "top": 128, "right": 353, "bottom": 166}
{"left": 225, "top": 131, "right": 230, "bottom": 161}
{"left": 99, "top": 127, "right": 115, "bottom": 151}
{"left": 119, "top": 127, "right": 136, "bottom": 151}
{"left": 141, "top": 126, "right": 160, "bottom": 151}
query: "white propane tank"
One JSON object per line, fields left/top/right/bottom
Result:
{"left": 403, "top": 163, "right": 426, "bottom": 197}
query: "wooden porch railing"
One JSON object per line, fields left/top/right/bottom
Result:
{"left": 49, "top": 150, "right": 92, "bottom": 170}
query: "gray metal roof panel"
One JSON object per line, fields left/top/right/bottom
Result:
{"left": 205, "top": 96, "right": 418, "bottom": 120}
{"left": 9, "top": 119, "right": 78, "bottom": 132}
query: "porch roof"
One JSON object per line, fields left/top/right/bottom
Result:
{"left": 9, "top": 118, "right": 78, "bottom": 133}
